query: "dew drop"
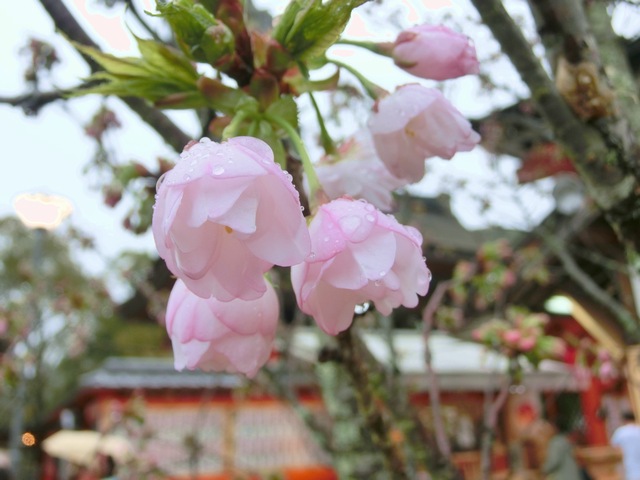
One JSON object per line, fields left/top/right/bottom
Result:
{"left": 183, "top": 174, "right": 191, "bottom": 181}
{"left": 199, "top": 137, "right": 211, "bottom": 143}
{"left": 378, "top": 271, "right": 386, "bottom": 278}
{"left": 190, "top": 159, "right": 197, "bottom": 166}
{"left": 213, "top": 166, "right": 225, "bottom": 175}
{"left": 365, "top": 214, "right": 375, "bottom": 222}
{"left": 307, "top": 251, "right": 316, "bottom": 260}
{"left": 374, "top": 280, "right": 381, "bottom": 287}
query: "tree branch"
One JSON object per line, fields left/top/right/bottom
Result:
{"left": 0, "top": 90, "right": 68, "bottom": 115}
{"left": 336, "top": 327, "right": 410, "bottom": 479}
{"left": 37, "top": 0, "right": 191, "bottom": 153}
{"left": 539, "top": 228, "right": 639, "bottom": 338}
{"left": 470, "top": 0, "right": 640, "bottom": 254}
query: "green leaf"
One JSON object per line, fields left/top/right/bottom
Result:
{"left": 196, "top": 76, "right": 253, "bottom": 115}
{"left": 265, "top": 95, "right": 299, "bottom": 132}
{"left": 73, "top": 37, "right": 201, "bottom": 105}
{"left": 283, "top": 67, "right": 339, "bottom": 94}
{"left": 256, "top": 120, "right": 286, "bottom": 168}
{"left": 272, "top": 0, "right": 368, "bottom": 63}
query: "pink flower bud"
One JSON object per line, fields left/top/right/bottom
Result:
{"left": 152, "top": 137, "right": 311, "bottom": 301}
{"left": 291, "top": 198, "right": 431, "bottom": 335}
{"left": 368, "top": 84, "right": 480, "bottom": 183}
{"left": 166, "top": 279, "right": 279, "bottom": 378}
{"left": 393, "top": 24, "right": 479, "bottom": 81}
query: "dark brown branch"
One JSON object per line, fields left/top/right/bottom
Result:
{"left": 37, "top": 0, "right": 191, "bottom": 153}
{"left": 0, "top": 90, "right": 68, "bottom": 115}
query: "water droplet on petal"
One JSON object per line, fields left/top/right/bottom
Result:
{"left": 307, "top": 251, "right": 316, "bottom": 260}
{"left": 213, "top": 166, "right": 225, "bottom": 175}
{"left": 183, "top": 174, "right": 191, "bottom": 181}
{"left": 374, "top": 280, "right": 381, "bottom": 287}
{"left": 365, "top": 214, "right": 375, "bottom": 222}
{"left": 379, "top": 271, "right": 386, "bottom": 278}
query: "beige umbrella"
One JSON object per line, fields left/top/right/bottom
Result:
{"left": 42, "top": 430, "right": 132, "bottom": 467}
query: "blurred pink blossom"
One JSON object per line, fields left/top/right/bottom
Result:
{"left": 518, "top": 337, "right": 536, "bottom": 352}
{"left": 152, "top": 137, "right": 310, "bottom": 301}
{"left": 313, "top": 130, "right": 407, "bottom": 211}
{"left": 291, "top": 198, "right": 431, "bottom": 335}
{"left": 393, "top": 24, "right": 479, "bottom": 81}
{"left": 368, "top": 84, "right": 480, "bottom": 182}
{"left": 502, "top": 329, "right": 521, "bottom": 346}
{"left": 166, "top": 279, "right": 278, "bottom": 378}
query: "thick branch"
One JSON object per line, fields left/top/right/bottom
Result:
{"left": 38, "top": 0, "right": 191, "bottom": 153}
{"left": 530, "top": 0, "right": 640, "bottom": 178}
{"left": 470, "top": 0, "right": 623, "bottom": 199}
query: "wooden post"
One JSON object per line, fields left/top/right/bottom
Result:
{"left": 625, "top": 345, "right": 640, "bottom": 421}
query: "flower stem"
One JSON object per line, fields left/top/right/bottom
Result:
{"left": 308, "top": 92, "right": 337, "bottom": 155}
{"left": 335, "top": 38, "right": 394, "bottom": 57}
{"left": 329, "top": 59, "right": 388, "bottom": 100}
{"left": 265, "top": 113, "right": 322, "bottom": 209}
{"left": 221, "top": 110, "right": 251, "bottom": 140}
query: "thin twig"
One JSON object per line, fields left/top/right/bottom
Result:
{"left": 422, "top": 282, "right": 453, "bottom": 460}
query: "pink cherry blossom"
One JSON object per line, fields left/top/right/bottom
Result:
{"left": 368, "top": 84, "right": 480, "bottom": 182}
{"left": 166, "top": 279, "right": 279, "bottom": 378}
{"left": 502, "top": 329, "right": 521, "bottom": 346}
{"left": 393, "top": 25, "right": 479, "bottom": 81}
{"left": 152, "top": 137, "right": 311, "bottom": 301}
{"left": 314, "top": 130, "right": 407, "bottom": 212}
{"left": 291, "top": 197, "right": 431, "bottom": 335}
{"left": 518, "top": 337, "right": 536, "bottom": 352}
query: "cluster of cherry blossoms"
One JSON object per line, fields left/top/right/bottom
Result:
{"left": 472, "top": 308, "right": 566, "bottom": 367}
{"left": 148, "top": 14, "right": 481, "bottom": 377}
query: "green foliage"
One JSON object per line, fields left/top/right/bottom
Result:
{"left": 154, "top": 0, "right": 235, "bottom": 65}
{"left": 74, "top": 36, "right": 203, "bottom": 108}
{"left": 0, "top": 217, "right": 116, "bottom": 428}
{"left": 273, "top": 0, "right": 368, "bottom": 64}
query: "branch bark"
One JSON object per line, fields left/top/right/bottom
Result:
{"left": 37, "top": 0, "right": 192, "bottom": 153}
{"left": 470, "top": 0, "right": 640, "bottom": 252}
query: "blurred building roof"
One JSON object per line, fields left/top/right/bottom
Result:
{"left": 80, "top": 357, "right": 243, "bottom": 391}
{"left": 80, "top": 329, "right": 581, "bottom": 394}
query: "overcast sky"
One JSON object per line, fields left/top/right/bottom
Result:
{"left": 2, "top": 0, "right": 638, "bottom": 292}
